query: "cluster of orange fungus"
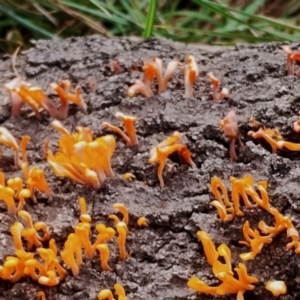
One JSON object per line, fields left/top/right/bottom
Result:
{"left": 184, "top": 55, "right": 198, "bottom": 98}
{"left": 60, "top": 199, "right": 130, "bottom": 278}
{"left": 148, "top": 131, "right": 196, "bottom": 188}
{"left": 248, "top": 117, "right": 300, "bottom": 153}
{"left": 187, "top": 231, "right": 258, "bottom": 300}
{"left": 102, "top": 112, "right": 138, "bottom": 146}
{"left": 128, "top": 57, "right": 179, "bottom": 97}
{"left": 98, "top": 283, "right": 126, "bottom": 300}
{"left": 0, "top": 211, "right": 66, "bottom": 286}
{"left": 4, "top": 77, "right": 87, "bottom": 120}
{"left": 47, "top": 120, "right": 115, "bottom": 190}
{"left": 207, "top": 72, "right": 229, "bottom": 101}
{"left": 210, "top": 175, "right": 300, "bottom": 260}
{"left": 0, "top": 172, "right": 31, "bottom": 214}
{"left": 0, "top": 126, "right": 21, "bottom": 169}
{"left": 219, "top": 110, "right": 243, "bottom": 161}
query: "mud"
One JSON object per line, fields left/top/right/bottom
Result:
{"left": 0, "top": 36, "right": 300, "bottom": 300}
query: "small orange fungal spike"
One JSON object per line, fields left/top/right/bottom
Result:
{"left": 196, "top": 231, "right": 219, "bottom": 266}
{"left": 114, "top": 283, "right": 126, "bottom": 300}
{"left": 74, "top": 223, "right": 94, "bottom": 259}
{"left": 116, "top": 222, "right": 128, "bottom": 261}
{"left": 0, "top": 186, "right": 17, "bottom": 215}
{"left": 116, "top": 112, "right": 138, "bottom": 146}
{"left": 137, "top": 217, "right": 148, "bottom": 227}
{"left": 184, "top": 55, "right": 198, "bottom": 98}
{"left": 122, "top": 172, "right": 136, "bottom": 181}
{"left": 61, "top": 233, "right": 82, "bottom": 277}
{"left": 38, "top": 291, "right": 46, "bottom": 300}
{"left": 98, "top": 289, "right": 114, "bottom": 300}
{"left": 113, "top": 203, "right": 129, "bottom": 225}
{"left": 96, "top": 244, "right": 113, "bottom": 271}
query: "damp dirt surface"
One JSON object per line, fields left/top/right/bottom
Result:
{"left": 0, "top": 36, "right": 300, "bottom": 300}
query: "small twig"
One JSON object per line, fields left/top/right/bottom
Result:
{"left": 12, "top": 43, "right": 22, "bottom": 78}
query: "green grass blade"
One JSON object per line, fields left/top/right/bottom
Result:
{"left": 195, "top": 0, "right": 300, "bottom": 34}
{"left": 156, "top": 25, "right": 282, "bottom": 42}
{"left": 144, "top": 0, "right": 156, "bottom": 38}
{"left": 0, "top": 4, "right": 55, "bottom": 39}
{"left": 164, "top": 10, "right": 222, "bottom": 26}
{"left": 221, "top": 0, "right": 266, "bottom": 32}
{"left": 60, "top": 0, "right": 128, "bottom": 25}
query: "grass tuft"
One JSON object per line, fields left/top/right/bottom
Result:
{"left": 1, "top": 0, "right": 300, "bottom": 52}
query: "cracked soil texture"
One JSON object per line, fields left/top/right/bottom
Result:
{"left": 0, "top": 36, "right": 300, "bottom": 300}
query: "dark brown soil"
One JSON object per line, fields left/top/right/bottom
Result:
{"left": 0, "top": 36, "right": 300, "bottom": 300}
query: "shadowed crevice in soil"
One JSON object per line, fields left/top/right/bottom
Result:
{"left": 0, "top": 36, "right": 300, "bottom": 300}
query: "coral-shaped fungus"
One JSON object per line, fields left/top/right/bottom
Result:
{"left": 149, "top": 131, "right": 196, "bottom": 188}
{"left": 248, "top": 117, "right": 300, "bottom": 153}
{"left": 219, "top": 110, "right": 243, "bottom": 160}
{"left": 207, "top": 72, "right": 229, "bottom": 101}
{"left": 4, "top": 78, "right": 87, "bottom": 120}
{"left": 128, "top": 57, "right": 178, "bottom": 97}
{"left": 187, "top": 231, "right": 258, "bottom": 300}
{"left": 184, "top": 56, "right": 198, "bottom": 98}
{"left": 61, "top": 198, "right": 116, "bottom": 276}
{"left": 210, "top": 175, "right": 300, "bottom": 260}
{"left": 102, "top": 112, "right": 138, "bottom": 146}
{"left": 0, "top": 172, "right": 31, "bottom": 214}
{"left": 47, "top": 121, "right": 115, "bottom": 190}
{"left": 0, "top": 215, "right": 66, "bottom": 286}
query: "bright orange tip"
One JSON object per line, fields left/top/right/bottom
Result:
{"left": 137, "top": 217, "right": 148, "bottom": 227}
{"left": 266, "top": 280, "right": 287, "bottom": 297}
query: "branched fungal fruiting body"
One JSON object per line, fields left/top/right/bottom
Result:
{"left": 4, "top": 79, "right": 87, "bottom": 120}
{"left": 149, "top": 131, "right": 196, "bottom": 188}
{"left": 207, "top": 72, "right": 229, "bottom": 101}
{"left": 102, "top": 112, "right": 139, "bottom": 146}
{"left": 188, "top": 231, "right": 258, "bottom": 300}
{"left": 48, "top": 121, "right": 116, "bottom": 190}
